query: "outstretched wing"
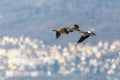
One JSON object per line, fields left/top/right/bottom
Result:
{"left": 56, "top": 32, "right": 61, "bottom": 38}
{"left": 77, "top": 34, "right": 90, "bottom": 43}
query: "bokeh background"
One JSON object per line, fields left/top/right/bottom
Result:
{"left": 0, "top": 0, "right": 120, "bottom": 80}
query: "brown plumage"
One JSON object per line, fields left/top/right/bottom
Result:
{"left": 67, "top": 24, "right": 80, "bottom": 32}
{"left": 53, "top": 24, "right": 80, "bottom": 39}
{"left": 52, "top": 28, "right": 69, "bottom": 38}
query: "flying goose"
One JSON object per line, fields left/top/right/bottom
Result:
{"left": 52, "top": 24, "right": 80, "bottom": 38}
{"left": 52, "top": 28, "right": 69, "bottom": 38}
{"left": 77, "top": 30, "right": 96, "bottom": 44}
{"left": 67, "top": 24, "right": 80, "bottom": 32}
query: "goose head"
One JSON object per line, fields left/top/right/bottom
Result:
{"left": 87, "top": 31, "right": 96, "bottom": 36}
{"left": 74, "top": 24, "right": 79, "bottom": 29}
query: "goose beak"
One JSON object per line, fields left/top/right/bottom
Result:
{"left": 77, "top": 29, "right": 80, "bottom": 31}
{"left": 92, "top": 32, "right": 96, "bottom": 36}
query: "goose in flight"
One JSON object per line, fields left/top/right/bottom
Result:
{"left": 77, "top": 30, "right": 96, "bottom": 44}
{"left": 52, "top": 28, "right": 69, "bottom": 38}
{"left": 53, "top": 24, "right": 80, "bottom": 39}
{"left": 67, "top": 24, "right": 80, "bottom": 32}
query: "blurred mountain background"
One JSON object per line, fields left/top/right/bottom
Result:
{"left": 0, "top": 0, "right": 120, "bottom": 80}
{"left": 0, "top": 0, "right": 120, "bottom": 46}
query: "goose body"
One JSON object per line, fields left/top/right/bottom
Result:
{"left": 67, "top": 24, "right": 80, "bottom": 32}
{"left": 52, "top": 28, "right": 69, "bottom": 38}
{"left": 77, "top": 31, "right": 96, "bottom": 44}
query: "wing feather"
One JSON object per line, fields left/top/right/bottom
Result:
{"left": 77, "top": 34, "right": 90, "bottom": 43}
{"left": 56, "top": 32, "right": 61, "bottom": 38}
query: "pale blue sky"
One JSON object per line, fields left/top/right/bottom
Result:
{"left": 0, "top": 0, "right": 120, "bottom": 45}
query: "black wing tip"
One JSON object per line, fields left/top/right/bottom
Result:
{"left": 56, "top": 32, "right": 61, "bottom": 38}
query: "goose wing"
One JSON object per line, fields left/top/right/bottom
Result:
{"left": 77, "top": 33, "right": 90, "bottom": 43}
{"left": 56, "top": 31, "right": 61, "bottom": 38}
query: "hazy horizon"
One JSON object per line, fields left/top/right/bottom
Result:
{"left": 0, "top": 0, "right": 120, "bottom": 80}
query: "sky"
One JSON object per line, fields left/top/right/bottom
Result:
{"left": 0, "top": 1, "right": 120, "bottom": 79}
{"left": 0, "top": 0, "right": 120, "bottom": 45}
